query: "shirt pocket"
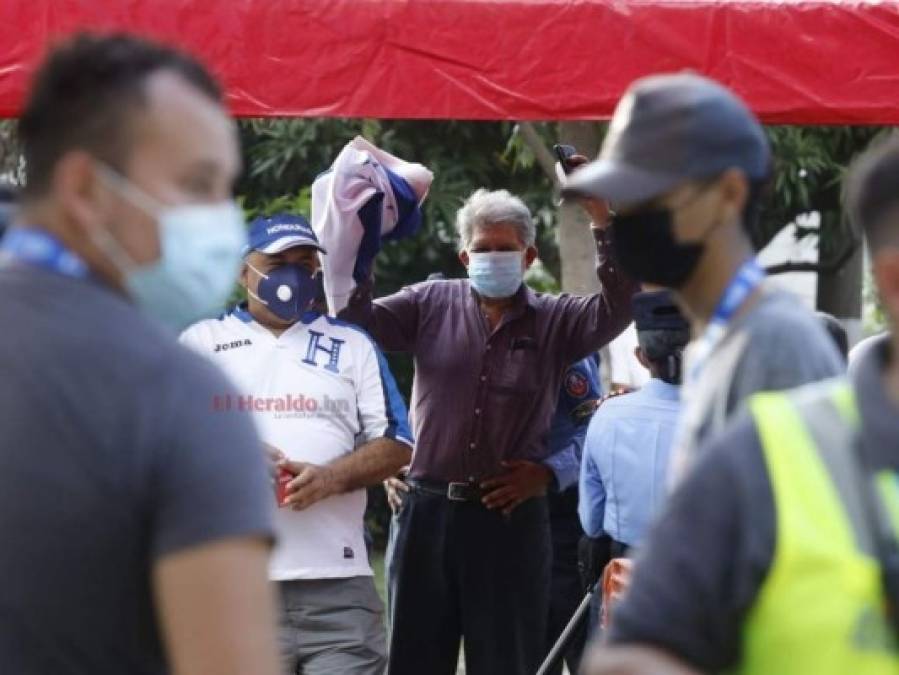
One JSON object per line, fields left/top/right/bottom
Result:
{"left": 489, "top": 345, "right": 542, "bottom": 394}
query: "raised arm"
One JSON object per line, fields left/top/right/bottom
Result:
{"left": 338, "top": 278, "right": 421, "bottom": 353}
{"left": 556, "top": 226, "right": 640, "bottom": 364}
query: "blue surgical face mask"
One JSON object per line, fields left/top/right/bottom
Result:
{"left": 246, "top": 261, "right": 318, "bottom": 323}
{"left": 467, "top": 251, "right": 525, "bottom": 298}
{"left": 93, "top": 165, "right": 247, "bottom": 331}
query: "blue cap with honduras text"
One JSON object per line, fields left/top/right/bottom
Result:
{"left": 243, "top": 213, "right": 327, "bottom": 257}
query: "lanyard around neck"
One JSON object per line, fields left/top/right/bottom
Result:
{"left": 711, "top": 258, "right": 765, "bottom": 325}
{"left": 687, "top": 258, "right": 765, "bottom": 384}
{"left": 0, "top": 227, "right": 89, "bottom": 279}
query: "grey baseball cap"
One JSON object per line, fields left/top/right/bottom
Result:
{"left": 563, "top": 72, "right": 771, "bottom": 206}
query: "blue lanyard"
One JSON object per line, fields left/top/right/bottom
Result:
{"left": 711, "top": 258, "right": 765, "bottom": 326}
{"left": 687, "top": 258, "right": 765, "bottom": 383}
{"left": 0, "top": 227, "right": 89, "bottom": 279}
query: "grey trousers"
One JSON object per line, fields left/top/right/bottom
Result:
{"left": 278, "top": 576, "right": 387, "bottom": 675}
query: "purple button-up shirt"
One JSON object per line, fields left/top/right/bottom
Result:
{"left": 341, "top": 229, "right": 637, "bottom": 483}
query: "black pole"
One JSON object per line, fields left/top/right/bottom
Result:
{"left": 536, "top": 584, "right": 597, "bottom": 675}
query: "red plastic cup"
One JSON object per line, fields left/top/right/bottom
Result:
{"left": 276, "top": 466, "right": 296, "bottom": 507}
{"left": 600, "top": 558, "right": 633, "bottom": 629}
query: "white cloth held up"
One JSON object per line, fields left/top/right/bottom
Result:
{"left": 311, "top": 137, "right": 433, "bottom": 315}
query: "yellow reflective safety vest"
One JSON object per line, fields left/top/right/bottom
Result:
{"left": 739, "top": 380, "right": 899, "bottom": 674}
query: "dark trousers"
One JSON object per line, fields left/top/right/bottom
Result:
{"left": 545, "top": 486, "right": 587, "bottom": 675}
{"left": 386, "top": 489, "right": 551, "bottom": 675}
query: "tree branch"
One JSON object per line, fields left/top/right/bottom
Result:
{"left": 766, "top": 261, "right": 829, "bottom": 275}
{"left": 765, "top": 236, "right": 860, "bottom": 276}
{"left": 518, "top": 122, "right": 559, "bottom": 185}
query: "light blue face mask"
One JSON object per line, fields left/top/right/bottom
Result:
{"left": 94, "top": 165, "right": 247, "bottom": 331}
{"left": 467, "top": 250, "right": 525, "bottom": 299}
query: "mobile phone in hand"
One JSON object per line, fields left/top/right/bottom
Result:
{"left": 553, "top": 144, "right": 577, "bottom": 175}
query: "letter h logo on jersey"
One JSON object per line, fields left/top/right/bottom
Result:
{"left": 302, "top": 330, "right": 345, "bottom": 373}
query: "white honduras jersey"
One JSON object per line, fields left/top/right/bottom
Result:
{"left": 180, "top": 306, "right": 413, "bottom": 580}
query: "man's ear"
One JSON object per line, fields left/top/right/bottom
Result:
{"left": 238, "top": 261, "right": 250, "bottom": 290}
{"left": 872, "top": 250, "right": 899, "bottom": 324}
{"left": 524, "top": 245, "right": 538, "bottom": 269}
{"left": 459, "top": 249, "right": 470, "bottom": 269}
{"left": 718, "top": 168, "right": 750, "bottom": 222}
{"left": 634, "top": 346, "right": 651, "bottom": 370}
{"left": 54, "top": 151, "right": 110, "bottom": 236}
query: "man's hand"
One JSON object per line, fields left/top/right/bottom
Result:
{"left": 277, "top": 438, "right": 410, "bottom": 511}
{"left": 263, "top": 443, "right": 285, "bottom": 481}
{"left": 480, "top": 460, "right": 553, "bottom": 515}
{"left": 385, "top": 466, "right": 410, "bottom": 513}
{"left": 279, "top": 460, "right": 340, "bottom": 511}
{"left": 567, "top": 153, "right": 613, "bottom": 229}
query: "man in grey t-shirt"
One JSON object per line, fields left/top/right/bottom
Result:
{"left": 565, "top": 73, "right": 842, "bottom": 486}
{"left": 0, "top": 34, "right": 280, "bottom": 675}
{"left": 668, "top": 283, "right": 843, "bottom": 482}
{"left": 583, "top": 134, "right": 899, "bottom": 675}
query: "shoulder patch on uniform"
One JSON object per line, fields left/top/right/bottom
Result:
{"left": 596, "top": 390, "right": 634, "bottom": 409}
{"left": 565, "top": 370, "right": 590, "bottom": 399}
{"left": 571, "top": 399, "right": 600, "bottom": 424}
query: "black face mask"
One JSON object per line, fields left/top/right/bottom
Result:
{"left": 610, "top": 208, "right": 705, "bottom": 289}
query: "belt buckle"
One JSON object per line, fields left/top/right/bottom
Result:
{"left": 447, "top": 482, "right": 470, "bottom": 502}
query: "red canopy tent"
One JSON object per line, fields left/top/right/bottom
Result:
{"left": 1, "top": 1, "right": 898, "bottom": 124}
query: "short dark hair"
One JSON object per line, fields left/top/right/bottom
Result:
{"left": 637, "top": 327, "right": 690, "bottom": 385}
{"left": 815, "top": 311, "right": 849, "bottom": 362}
{"left": 20, "top": 33, "right": 222, "bottom": 198}
{"left": 845, "top": 134, "right": 899, "bottom": 252}
{"left": 743, "top": 178, "right": 771, "bottom": 250}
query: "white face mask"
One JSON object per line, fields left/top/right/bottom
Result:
{"left": 466, "top": 250, "right": 525, "bottom": 298}
{"left": 93, "top": 165, "right": 247, "bottom": 331}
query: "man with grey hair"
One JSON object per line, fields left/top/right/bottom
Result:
{"left": 340, "top": 185, "right": 637, "bottom": 675}
{"left": 455, "top": 188, "right": 536, "bottom": 249}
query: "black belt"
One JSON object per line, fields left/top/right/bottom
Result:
{"left": 407, "top": 478, "right": 485, "bottom": 503}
